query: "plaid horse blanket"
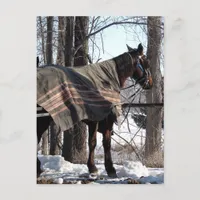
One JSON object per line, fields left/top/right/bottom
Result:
{"left": 37, "top": 59, "right": 123, "bottom": 131}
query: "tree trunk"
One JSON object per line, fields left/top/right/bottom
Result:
{"left": 41, "top": 16, "right": 54, "bottom": 156}
{"left": 74, "top": 16, "right": 89, "bottom": 66}
{"left": 65, "top": 16, "right": 75, "bottom": 67}
{"left": 42, "top": 129, "right": 49, "bottom": 155}
{"left": 44, "top": 16, "right": 57, "bottom": 155}
{"left": 46, "top": 16, "right": 53, "bottom": 64}
{"left": 49, "top": 17, "right": 65, "bottom": 156}
{"left": 50, "top": 121, "right": 62, "bottom": 155}
{"left": 145, "top": 17, "right": 163, "bottom": 165}
{"left": 62, "top": 16, "right": 89, "bottom": 164}
{"left": 56, "top": 16, "right": 65, "bottom": 65}
{"left": 39, "top": 16, "right": 46, "bottom": 64}
{"left": 62, "top": 16, "right": 76, "bottom": 163}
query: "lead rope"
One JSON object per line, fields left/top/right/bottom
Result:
{"left": 115, "top": 86, "right": 142, "bottom": 130}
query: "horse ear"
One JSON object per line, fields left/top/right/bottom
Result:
{"left": 137, "top": 43, "right": 144, "bottom": 55}
{"left": 126, "top": 44, "right": 134, "bottom": 52}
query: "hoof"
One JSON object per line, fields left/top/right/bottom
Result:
{"left": 108, "top": 172, "right": 118, "bottom": 178}
{"left": 37, "top": 169, "right": 44, "bottom": 178}
{"left": 106, "top": 167, "right": 117, "bottom": 178}
{"left": 37, "top": 172, "right": 41, "bottom": 178}
{"left": 88, "top": 165, "right": 98, "bottom": 174}
{"left": 89, "top": 172, "right": 98, "bottom": 179}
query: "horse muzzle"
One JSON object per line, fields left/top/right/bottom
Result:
{"left": 143, "top": 76, "right": 153, "bottom": 90}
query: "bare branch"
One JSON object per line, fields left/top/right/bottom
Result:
{"left": 87, "top": 21, "right": 147, "bottom": 38}
{"left": 113, "top": 131, "right": 142, "bottom": 162}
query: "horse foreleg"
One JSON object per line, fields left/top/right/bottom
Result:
{"left": 103, "top": 123, "right": 117, "bottom": 178}
{"left": 87, "top": 122, "right": 98, "bottom": 175}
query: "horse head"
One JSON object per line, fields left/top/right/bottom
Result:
{"left": 126, "top": 43, "right": 153, "bottom": 90}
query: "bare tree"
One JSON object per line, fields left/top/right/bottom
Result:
{"left": 50, "top": 121, "right": 61, "bottom": 155}
{"left": 62, "top": 17, "right": 89, "bottom": 164}
{"left": 74, "top": 17, "right": 89, "bottom": 65}
{"left": 46, "top": 16, "right": 53, "bottom": 64}
{"left": 64, "top": 17, "right": 75, "bottom": 66}
{"left": 40, "top": 16, "right": 54, "bottom": 154}
{"left": 50, "top": 17, "right": 64, "bottom": 155}
{"left": 41, "top": 129, "right": 49, "bottom": 155}
{"left": 145, "top": 17, "right": 163, "bottom": 165}
{"left": 37, "top": 17, "right": 46, "bottom": 64}
{"left": 56, "top": 16, "right": 65, "bottom": 65}
{"left": 61, "top": 17, "right": 76, "bottom": 163}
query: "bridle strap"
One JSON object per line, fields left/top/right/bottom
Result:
{"left": 136, "top": 61, "right": 144, "bottom": 72}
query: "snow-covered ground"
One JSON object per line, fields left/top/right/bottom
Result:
{"left": 38, "top": 155, "right": 164, "bottom": 184}
{"left": 38, "top": 114, "right": 164, "bottom": 184}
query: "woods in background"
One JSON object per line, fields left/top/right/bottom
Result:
{"left": 37, "top": 16, "right": 164, "bottom": 167}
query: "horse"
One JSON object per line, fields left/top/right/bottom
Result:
{"left": 37, "top": 43, "right": 153, "bottom": 178}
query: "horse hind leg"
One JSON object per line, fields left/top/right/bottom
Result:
{"left": 37, "top": 116, "right": 51, "bottom": 177}
{"left": 87, "top": 121, "right": 98, "bottom": 175}
{"left": 37, "top": 158, "right": 42, "bottom": 178}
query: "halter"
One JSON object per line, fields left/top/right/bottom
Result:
{"left": 136, "top": 59, "right": 144, "bottom": 72}
{"left": 114, "top": 52, "right": 150, "bottom": 89}
{"left": 125, "top": 52, "right": 145, "bottom": 73}
{"left": 135, "top": 57, "right": 150, "bottom": 88}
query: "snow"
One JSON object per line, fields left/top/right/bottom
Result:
{"left": 117, "top": 161, "right": 149, "bottom": 178}
{"left": 38, "top": 115, "right": 164, "bottom": 184}
{"left": 38, "top": 155, "right": 164, "bottom": 184}
{"left": 53, "top": 178, "right": 63, "bottom": 184}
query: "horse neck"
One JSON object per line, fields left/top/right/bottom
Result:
{"left": 114, "top": 53, "right": 137, "bottom": 88}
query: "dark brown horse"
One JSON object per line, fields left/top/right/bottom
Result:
{"left": 37, "top": 43, "right": 153, "bottom": 178}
